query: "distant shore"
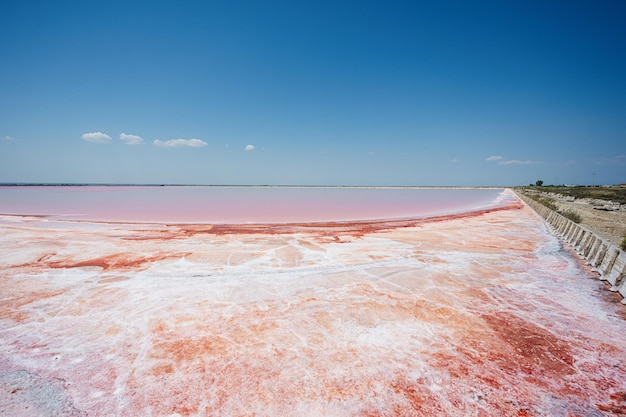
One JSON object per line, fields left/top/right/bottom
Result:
{"left": 0, "top": 183, "right": 506, "bottom": 189}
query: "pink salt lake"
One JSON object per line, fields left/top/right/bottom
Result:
{"left": 0, "top": 187, "right": 625, "bottom": 416}
{"left": 0, "top": 186, "right": 506, "bottom": 224}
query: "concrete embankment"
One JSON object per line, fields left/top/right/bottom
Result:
{"left": 515, "top": 190, "right": 626, "bottom": 304}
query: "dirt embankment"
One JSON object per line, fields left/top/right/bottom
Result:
{"left": 522, "top": 189, "right": 626, "bottom": 247}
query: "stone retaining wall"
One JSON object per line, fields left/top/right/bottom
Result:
{"left": 515, "top": 191, "right": 626, "bottom": 304}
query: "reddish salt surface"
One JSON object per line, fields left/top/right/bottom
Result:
{"left": 1, "top": 189, "right": 626, "bottom": 416}
{"left": 0, "top": 186, "right": 506, "bottom": 223}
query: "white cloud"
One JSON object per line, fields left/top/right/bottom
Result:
{"left": 245, "top": 144, "right": 255, "bottom": 151}
{"left": 451, "top": 158, "right": 459, "bottom": 163}
{"left": 81, "top": 131, "right": 112, "bottom": 144}
{"left": 486, "top": 155, "right": 503, "bottom": 161}
{"left": 486, "top": 155, "right": 539, "bottom": 165}
{"left": 119, "top": 133, "right": 144, "bottom": 145}
{"left": 153, "top": 138, "right": 207, "bottom": 148}
{"left": 497, "top": 159, "right": 538, "bottom": 165}
{"left": 2, "top": 135, "right": 14, "bottom": 141}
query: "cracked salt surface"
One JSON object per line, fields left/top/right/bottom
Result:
{"left": 1, "top": 188, "right": 625, "bottom": 416}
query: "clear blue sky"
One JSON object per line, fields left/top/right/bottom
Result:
{"left": 1, "top": 0, "right": 625, "bottom": 186}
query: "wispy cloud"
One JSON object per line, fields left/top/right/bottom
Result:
{"left": 81, "top": 132, "right": 112, "bottom": 144}
{"left": 119, "top": 133, "right": 144, "bottom": 145}
{"left": 2, "top": 135, "right": 14, "bottom": 141}
{"left": 486, "top": 155, "right": 539, "bottom": 165}
{"left": 497, "top": 159, "right": 538, "bottom": 165}
{"left": 451, "top": 158, "right": 459, "bottom": 163}
{"left": 153, "top": 138, "right": 207, "bottom": 148}
{"left": 245, "top": 144, "right": 255, "bottom": 151}
{"left": 486, "top": 155, "right": 503, "bottom": 161}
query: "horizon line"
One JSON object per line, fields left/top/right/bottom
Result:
{"left": 0, "top": 182, "right": 517, "bottom": 188}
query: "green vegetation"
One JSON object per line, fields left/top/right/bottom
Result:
{"left": 539, "top": 197, "right": 558, "bottom": 211}
{"left": 535, "top": 180, "right": 543, "bottom": 187}
{"left": 526, "top": 194, "right": 559, "bottom": 211}
{"left": 621, "top": 235, "right": 626, "bottom": 251}
{"left": 561, "top": 209, "right": 581, "bottom": 223}
{"left": 530, "top": 186, "right": 626, "bottom": 204}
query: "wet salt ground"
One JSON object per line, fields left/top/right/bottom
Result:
{"left": 1, "top": 196, "right": 626, "bottom": 416}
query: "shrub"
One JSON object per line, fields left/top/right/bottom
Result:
{"left": 561, "top": 209, "right": 581, "bottom": 223}
{"left": 523, "top": 193, "right": 559, "bottom": 211}
{"left": 621, "top": 235, "right": 626, "bottom": 251}
{"left": 537, "top": 197, "right": 558, "bottom": 211}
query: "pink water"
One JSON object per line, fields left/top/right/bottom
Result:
{"left": 0, "top": 186, "right": 508, "bottom": 223}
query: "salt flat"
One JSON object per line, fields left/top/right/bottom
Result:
{"left": 1, "top": 193, "right": 625, "bottom": 416}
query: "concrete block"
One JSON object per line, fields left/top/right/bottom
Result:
{"left": 568, "top": 227, "right": 583, "bottom": 246}
{"left": 587, "top": 238, "right": 602, "bottom": 263}
{"left": 580, "top": 234, "right": 593, "bottom": 257}
{"left": 552, "top": 215, "right": 561, "bottom": 229}
{"left": 566, "top": 221, "right": 577, "bottom": 237}
{"left": 563, "top": 222, "right": 574, "bottom": 241}
{"left": 583, "top": 236, "right": 598, "bottom": 258}
{"left": 574, "top": 228, "right": 586, "bottom": 247}
{"left": 574, "top": 231, "right": 586, "bottom": 251}
{"left": 598, "top": 248, "right": 620, "bottom": 278}
{"left": 576, "top": 232, "right": 591, "bottom": 253}
{"left": 566, "top": 223, "right": 579, "bottom": 243}
{"left": 591, "top": 242, "right": 608, "bottom": 269}
{"left": 561, "top": 221, "right": 573, "bottom": 238}
{"left": 606, "top": 251, "right": 626, "bottom": 287}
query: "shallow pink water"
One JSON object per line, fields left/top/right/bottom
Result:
{"left": 0, "top": 186, "right": 507, "bottom": 223}
{"left": 1, "top": 189, "right": 625, "bottom": 416}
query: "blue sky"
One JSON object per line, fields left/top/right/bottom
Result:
{"left": 1, "top": 0, "right": 625, "bottom": 186}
